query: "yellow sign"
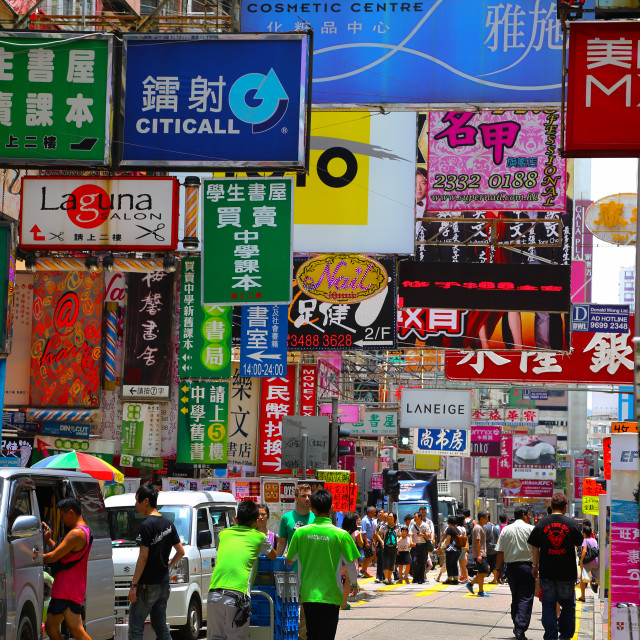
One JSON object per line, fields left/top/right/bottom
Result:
{"left": 586, "top": 193, "right": 637, "bottom": 245}
{"left": 415, "top": 454, "right": 441, "bottom": 471}
{"left": 582, "top": 495, "right": 599, "bottom": 514}
{"left": 611, "top": 421, "right": 638, "bottom": 433}
{"left": 296, "top": 254, "right": 387, "bottom": 304}
{"left": 316, "top": 469, "right": 351, "bottom": 484}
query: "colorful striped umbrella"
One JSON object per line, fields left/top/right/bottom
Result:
{"left": 32, "top": 450, "right": 124, "bottom": 483}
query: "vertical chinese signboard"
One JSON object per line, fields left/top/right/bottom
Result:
{"left": 121, "top": 402, "right": 162, "bottom": 468}
{"left": 258, "top": 366, "right": 296, "bottom": 475}
{"left": 228, "top": 363, "right": 259, "bottom": 470}
{"left": 122, "top": 272, "right": 175, "bottom": 399}
{"left": 179, "top": 256, "right": 232, "bottom": 379}
{"left": 299, "top": 364, "right": 317, "bottom": 416}
{"left": 30, "top": 271, "right": 103, "bottom": 408}
{"left": 490, "top": 433, "right": 513, "bottom": 479}
{"left": 202, "top": 177, "right": 293, "bottom": 305}
{"left": 177, "top": 380, "right": 229, "bottom": 466}
{"left": 0, "top": 33, "right": 112, "bottom": 166}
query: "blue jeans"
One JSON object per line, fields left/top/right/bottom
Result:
{"left": 128, "top": 583, "right": 171, "bottom": 640}
{"left": 540, "top": 579, "right": 576, "bottom": 640}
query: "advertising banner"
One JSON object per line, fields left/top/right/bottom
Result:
{"left": 34, "top": 435, "right": 115, "bottom": 463}
{"left": 240, "top": 1, "right": 563, "bottom": 104}
{"left": 41, "top": 421, "right": 90, "bottom": 438}
{"left": 20, "top": 177, "right": 179, "bottom": 251}
{"left": 179, "top": 257, "right": 232, "bottom": 379}
{"left": 121, "top": 402, "right": 162, "bottom": 462}
{"left": 177, "top": 380, "right": 229, "bottom": 466}
{"left": 324, "top": 482, "right": 357, "bottom": 511}
{"left": 240, "top": 304, "right": 288, "bottom": 378}
{"left": 511, "top": 434, "right": 556, "bottom": 480}
{"left": 289, "top": 255, "right": 396, "bottom": 350}
{"left": 227, "top": 364, "right": 259, "bottom": 470}
{"left": 120, "top": 34, "right": 310, "bottom": 169}
{"left": 398, "top": 261, "right": 572, "bottom": 313}
{"left": 586, "top": 193, "right": 637, "bottom": 246}
{"left": 258, "top": 366, "right": 296, "bottom": 475}
{"left": 400, "top": 388, "right": 471, "bottom": 429}
{"left": 4, "top": 272, "right": 33, "bottom": 407}
{"left": 489, "top": 434, "right": 513, "bottom": 479}
{"left": 319, "top": 403, "right": 361, "bottom": 425}
{"left": 572, "top": 304, "right": 629, "bottom": 334}
{"left": 427, "top": 110, "right": 566, "bottom": 211}
{"left": 317, "top": 358, "right": 340, "bottom": 400}
{"left": 566, "top": 21, "right": 640, "bottom": 157}
{"left": 299, "top": 364, "right": 317, "bottom": 417}
{"left": 0, "top": 33, "right": 112, "bottom": 166}
{"left": 501, "top": 479, "right": 554, "bottom": 499}
{"left": 202, "top": 177, "right": 293, "bottom": 305}
{"left": 472, "top": 408, "right": 538, "bottom": 431}
{"left": 415, "top": 454, "right": 441, "bottom": 471}
{"left": 351, "top": 411, "right": 398, "bottom": 437}
{"left": 413, "top": 428, "right": 470, "bottom": 456}
{"left": 30, "top": 271, "right": 103, "bottom": 408}
{"left": 445, "top": 321, "right": 635, "bottom": 384}
{"left": 122, "top": 272, "right": 175, "bottom": 399}
{"left": 470, "top": 426, "right": 501, "bottom": 457}
{"left": 293, "top": 111, "right": 415, "bottom": 253}
{"left": 281, "top": 415, "right": 330, "bottom": 470}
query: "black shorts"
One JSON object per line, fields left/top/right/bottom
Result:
{"left": 487, "top": 554, "right": 497, "bottom": 572}
{"left": 396, "top": 551, "right": 411, "bottom": 565}
{"left": 48, "top": 598, "right": 83, "bottom": 615}
{"left": 476, "top": 557, "right": 490, "bottom": 576}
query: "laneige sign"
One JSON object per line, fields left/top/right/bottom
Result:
{"left": 401, "top": 389, "right": 471, "bottom": 429}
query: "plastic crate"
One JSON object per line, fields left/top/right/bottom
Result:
{"left": 257, "top": 555, "right": 292, "bottom": 573}
{"left": 250, "top": 588, "right": 276, "bottom": 627}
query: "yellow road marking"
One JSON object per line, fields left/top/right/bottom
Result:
{"left": 461, "top": 581, "right": 501, "bottom": 598}
{"left": 413, "top": 582, "right": 449, "bottom": 597}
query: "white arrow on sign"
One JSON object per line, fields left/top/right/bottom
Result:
{"left": 247, "top": 351, "right": 282, "bottom": 362}
{"left": 353, "top": 339, "right": 395, "bottom": 347}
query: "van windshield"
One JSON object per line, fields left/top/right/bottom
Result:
{"left": 108, "top": 506, "right": 192, "bottom": 547}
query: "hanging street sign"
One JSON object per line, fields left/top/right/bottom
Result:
{"left": 0, "top": 33, "right": 112, "bottom": 167}
{"left": 202, "top": 177, "right": 293, "bottom": 306}
{"left": 571, "top": 304, "right": 629, "bottom": 334}
{"left": 413, "top": 428, "right": 470, "bottom": 456}
{"left": 240, "top": 304, "right": 288, "bottom": 378}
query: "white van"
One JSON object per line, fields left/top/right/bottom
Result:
{"left": 0, "top": 468, "right": 115, "bottom": 640}
{"left": 105, "top": 491, "right": 237, "bottom": 640}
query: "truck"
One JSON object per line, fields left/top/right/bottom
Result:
{"left": 437, "top": 480, "right": 478, "bottom": 518}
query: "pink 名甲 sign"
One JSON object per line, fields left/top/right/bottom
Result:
{"left": 427, "top": 110, "right": 566, "bottom": 211}
{"left": 319, "top": 403, "right": 362, "bottom": 424}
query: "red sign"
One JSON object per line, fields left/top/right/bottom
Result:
{"left": 446, "top": 320, "right": 634, "bottom": 384}
{"left": 325, "top": 482, "right": 358, "bottom": 511}
{"left": 30, "top": 271, "right": 103, "bottom": 407}
{"left": 299, "top": 364, "right": 317, "bottom": 416}
{"left": 583, "top": 477, "right": 605, "bottom": 497}
{"left": 603, "top": 436, "right": 611, "bottom": 480}
{"left": 501, "top": 479, "right": 554, "bottom": 499}
{"left": 489, "top": 434, "right": 512, "bottom": 478}
{"left": 566, "top": 22, "right": 640, "bottom": 157}
{"left": 258, "top": 366, "right": 296, "bottom": 475}
{"left": 573, "top": 456, "right": 591, "bottom": 500}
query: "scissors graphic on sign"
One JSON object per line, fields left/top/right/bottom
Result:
{"left": 135, "top": 223, "right": 166, "bottom": 241}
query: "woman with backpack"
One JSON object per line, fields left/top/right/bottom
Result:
{"left": 578, "top": 525, "right": 599, "bottom": 601}
{"left": 377, "top": 512, "right": 400, "bottom": 585}
{"left": 442, "top": 515, "right": 461, "bottom": 585}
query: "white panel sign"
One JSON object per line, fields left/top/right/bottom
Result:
{"left": 20, "top": 177, "right": 178, "bottom": 250}
{"left": 401, "top": 388, "right": 471, "bottom": 429}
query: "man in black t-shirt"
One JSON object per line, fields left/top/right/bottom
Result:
{"left": 528, "top": 493, "right": 583, "bottom": 640}
{"left": 128, "top": 482, "right": 185, "bottom": 640}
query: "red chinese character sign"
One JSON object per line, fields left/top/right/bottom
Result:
{"left": 445, "top": 320, "right": 635, "bottom": 384}
{"left": 427, "top": 110, "right": 566, "bottom": 210}
{"left": 324, "top": 482, "right": 358, "bottom": 512}
{"left": 566, "top": 22, "right": 640, "bottom": 157}
{"left": 30, "top": 271, "right": 103, "bottom": 408}
{"left": 490, "top": 434, "right": 513, "bottom": 478}
{"left": 258, "top": 366, "right": 296, "bottom": 475}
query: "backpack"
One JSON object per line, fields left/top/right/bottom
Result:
{"left": 454, "top": 527, "right": 468, "bottom": 549}
{"left": 583, "top": 544, "right": 599, "bottom": 564}
{"left": 384, "top": 526, "right": 397, "bottom": 548}
{"left": 484, "top": 523, "right": 499, "bottom": 555}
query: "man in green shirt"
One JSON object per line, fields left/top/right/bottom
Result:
{"left": 286, "top": 488, "right": 360, "bottom": 640}
{"left": 207, "top": 500, "right": 276, "bottom": 640}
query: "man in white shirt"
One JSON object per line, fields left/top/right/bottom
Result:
{"left": 495, "top": 507, "right": 535, "bottom": 640}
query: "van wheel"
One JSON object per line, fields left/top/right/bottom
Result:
{"left": 18, "top": 614, "right": 35, "bottom": 640}
{"left": 177, "top": 598, "right": 201, "bottom": 640}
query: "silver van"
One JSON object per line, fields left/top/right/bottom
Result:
{"left": 0, "top": 468, "right": 115, "bottom": 640}
{"left": 106, "top": 491, "right": 236, "bottom": 640}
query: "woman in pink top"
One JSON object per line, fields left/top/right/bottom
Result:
{"left": 257, "top": 503, "right": 277, "bottom": 548}
{"left": 43, "top": 497, "right": 92, "bottom": 640}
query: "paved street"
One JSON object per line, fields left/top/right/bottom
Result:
{"left": 335, "top": 571, "right": 597, "bottom": 640}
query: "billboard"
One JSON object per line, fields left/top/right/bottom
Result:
{"left": 288, "top": 256, "right": 396, "bottom": 350}
{"left": 413, "top": 428, "right": 470, "bottom": 456}
{"left": 401, "top": 388, "right": 471, "bottom": 429}
{"left": 501, "top": 479, "right": 554, "bottom": 498}
{"left": 445, "top": 320, "right": 635, "bottom": 384}
{"left": 427, "top": 110, "right": 566, "bottom": 211}
{"left": 511, "top": 434, "right": 556, "bottom": 480}
{"left": 120, "top": 34, "right": 310, "bottom": 169}
{"left": 566, "top": 21, "right": 640, "bottom": 157}
{"left": 0, "top": 33, "right": 112, "bottom": 166}
{"left": 30, "top": 271, "right": 103, "bottom": 408}
{"left": 585, "top": 193, "right": 637, "bottom": 245}
{"left": 240, "top": 1, "right": 563, "bottom": 104}
{"left": 20, "top": 177, "right": 179, "bottom": 250}
{"left": 293, "top": 111, "right": 415, "bottom": 254}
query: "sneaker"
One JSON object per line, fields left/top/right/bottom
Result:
{"left": 466, "top": 583, "right": 475, "bottom": 595}
{"left": 477, "top": 592, "right": 492, "bottom": 597}
{"left": 374, "top": 578, "right": 382, "bottom": 583}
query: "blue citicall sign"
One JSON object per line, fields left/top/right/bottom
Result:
{"left": 240, "top": 304, "right": 288, "bottom": 378}
{"left": 119, "top": 34, "right": 310, "bottom": 169}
